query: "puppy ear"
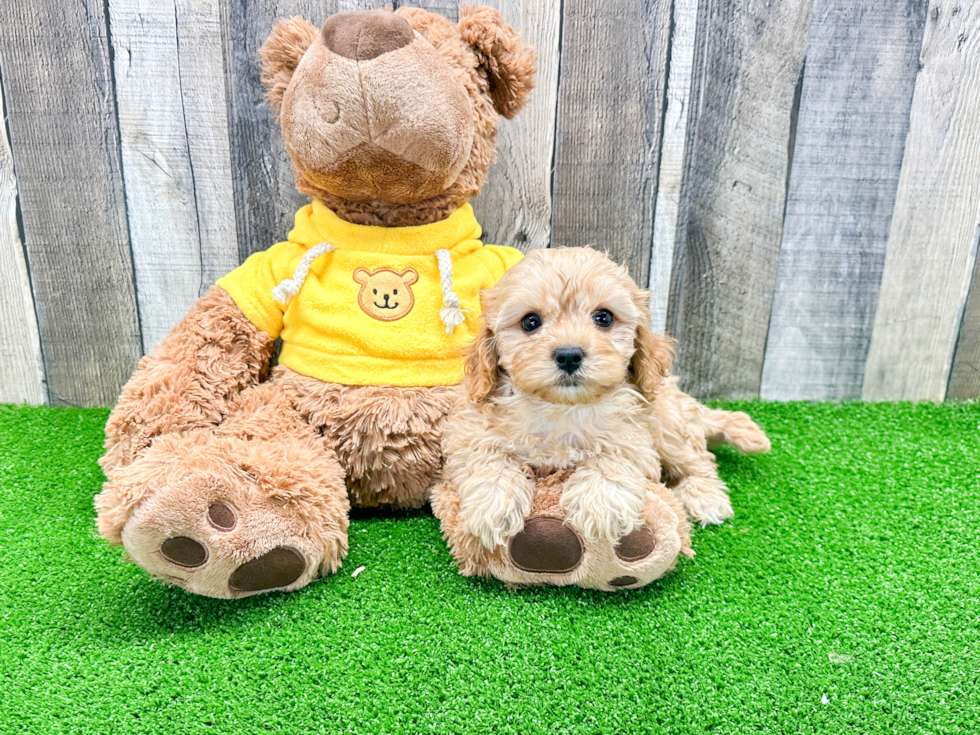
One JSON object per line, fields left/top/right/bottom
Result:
{"left": 259, "top": 17, "right": 319, "bottom": 114}
{"left": 463, "top": 321, "right": 499, "bottom": 403}
{"left": 459, "top": 5, "right": 537, "bottom": 119}
{"left": 630, "top": 325, "right": 675, "bottom": 401}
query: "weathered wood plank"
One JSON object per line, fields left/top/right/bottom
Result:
{"left": 0, "top": 81, "right": 45, "bottom": 405}
{"left": 109, "top": 0, "right": 240, "bottom": 351}
{"left": 759, "top": 0, "right": 927, "bottom": 401}
{"left": 649, "top": 0, "right": 698, "bottom": 332}
{"left": 222, "top": 0, "right": 382, "bottom": 261}
{"left": 0, "top": 0, "right": 142, "bottom": 406}
{"left": 410, "top": 0, "right": 560, "bottom": 253}
{"left": 665, "top": 0, "right": 813, "bottom": 400}
{"left": 948, "top": 250, "right": 980, "bottom": 399}
{"left": 551, "top": 0, "right": 672, "bottom": 283}
{"left": 863, "top": 1, "right": 980, "bottom": 401}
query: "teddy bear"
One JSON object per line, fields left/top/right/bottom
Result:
{"left": 94, "top": 6, "right": 538, "bottom": 599}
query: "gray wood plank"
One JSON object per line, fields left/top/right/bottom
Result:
{"left": 550, "top": 0, "right": 673, "bottom": 283}
{"left": 0, "top": 0, "right": 142, "bottom": 406}
{"left": 649, "top": 0, "right": 699, "bottom": 332}
{"left": 863, "top": 1, "right": 980, "bottom": 401}
{"left": 948, "top": 247, "right": 980, "bottom": 400}
{"left": 109, "top": 0, "right": 240, "bottom": 351}
{"left": 222, "top": 0, "right": 382, "bottom": 261}
{"left": 409, "top": 0, "right": 560, "bottom": 254}
{"left": 759, "top": 0, "right": 927, "bottom": 401}
{"left": 0, "top": 80, "right": 45, "bottom": 404}
{"left": 665, "top": 0, "right": 813, "bottom": 400}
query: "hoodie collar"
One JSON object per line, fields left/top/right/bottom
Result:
{"left": 288, "top": 200, "right": 483, "bottom": 255}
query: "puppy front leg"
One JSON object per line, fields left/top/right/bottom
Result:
{"left": 560, "top": 455, "right": 647, "bottom": 543}
{"left": 452, "top": 451, "right": 535, "bottom": 550}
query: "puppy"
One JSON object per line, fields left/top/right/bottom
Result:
{"left": 443, "top": 247, "right": 770, "bottom": 550}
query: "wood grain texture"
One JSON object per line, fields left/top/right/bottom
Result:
{"left": 666, "top": 0, "right": 813, "bottom": 400}
{"left": 759, "top": 0, "right": 927, "bottom": 401}
{"left": 0, "top": 0, "right": 142, "bottom": 406}
{"left": 550, "top": 0, "right": 672, "bottom": 283}
{"left": 110, "top": 0, "right": 240, "bottom": 352}
{"left": 410, "top": 0, "right": 560, "bottom": 253}
{"left": 222, "top": 0, "right": 383, "bottom": 261}
{"left": 0, "top": 83, "right": 45, "bottom": 404}
{"left": 649, "top": 0, "right": 698, "bottom": 333}
{"left": 948, "top": 246, "right": 980, "bottom": 399}
{"left": 863, "top": 1, "right": 980, "bottom": 401}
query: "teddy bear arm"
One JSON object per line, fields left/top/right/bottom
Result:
{"left": 101, "top": 286, "right": 276, "bottom": 474}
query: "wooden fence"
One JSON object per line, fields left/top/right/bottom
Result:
{"left": 0, "top": 0, "right": 977, "bottom": 407}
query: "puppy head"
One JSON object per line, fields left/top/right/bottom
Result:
{"left": 465, "top": 248, "right": 674, "bottom": 405}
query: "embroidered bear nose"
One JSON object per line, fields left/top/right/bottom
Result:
{"left": 554, "top": 346, "right": 585, "bottom": 374}
{"left": 321, "top": 10, "right": 415, "bottom": 61}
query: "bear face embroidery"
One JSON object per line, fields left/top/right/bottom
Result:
{"left": 353, "top": 267, "right": 419, "bottom": 321}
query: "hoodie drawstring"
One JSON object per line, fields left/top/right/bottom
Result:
{"left": 435, "top": 248, "right": 465, "bottom": 334}
{"left": 272, "top": 242, "right": 335, "bottom": 305}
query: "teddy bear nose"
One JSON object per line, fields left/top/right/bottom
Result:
{"left": 554, "top": 347, "right": 585, "bottom": 374}
{"left": 321, "top": 10, "right": 415, "bottom": 61}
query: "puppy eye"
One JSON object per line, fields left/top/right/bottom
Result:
{"left": 520, "top": 313, "right": 542, "bottom": 332}
{"left": 592, "top": 309, "right": 614, "bottom": 329}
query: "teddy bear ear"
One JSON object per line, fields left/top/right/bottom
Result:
{"left": 259, "top": 16, "right": 319, "bottom": 114}
{"left": 458, "top": 5, "right": 537, "bottom": 119}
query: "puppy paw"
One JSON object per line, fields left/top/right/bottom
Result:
{"left": 718, "top": 411, "right": 771, "bottom": 455}
{"left": 459, "top": 477, "right": 535, "bottom": 550}
{"left": 671, "top": 476, "right": 734, "bottom": 527}
{"left": 560, "top": 471, "right": 645, "bottom": 544}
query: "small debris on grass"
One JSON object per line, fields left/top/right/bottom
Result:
{"left": 821, "top": 694, "right": 830, "bottom": 705}
{"left": 351, "top": 565, "right": 366, "bottom": 579}
{"left": 829, "top": 652, "right": 853, "bottom": 663}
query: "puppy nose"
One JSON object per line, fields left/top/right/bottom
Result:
{"left": 321, "top": 10, "right": 415, "bottom": 61}
{"left": 554, "top": 346, "right": 585, "bottom": 374}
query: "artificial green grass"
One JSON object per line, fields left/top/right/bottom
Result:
{"left": 0, "top": 402, "right": 977, "bottom": 734}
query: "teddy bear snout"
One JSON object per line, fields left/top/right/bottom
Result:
{"left": 321, "top": 9, "right": 415, "bottom": 61}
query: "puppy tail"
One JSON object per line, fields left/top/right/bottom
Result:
{"left": 698, "top": 408, "right": 771, "bottom": 455}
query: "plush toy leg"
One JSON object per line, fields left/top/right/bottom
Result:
{"left": 432, "top": 470, "right": 693, "bottom": 591}
{"left": 276, "top": 366, "right": 461, "bottom": 508}
{"left": 96, "top": 382, "right": 349, "bottom": 599}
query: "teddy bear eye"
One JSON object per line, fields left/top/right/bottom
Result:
{"left": 393, "top": 289, "right": 398, "bottom": 295}
{"left": 520, "top": 313, "right": 542, "bottom": 332}
{"left": 592, "top": 309, "right": 614, "bottom": 329}
{"left": 373, "top": 288, "right": 377, "bottom": 295}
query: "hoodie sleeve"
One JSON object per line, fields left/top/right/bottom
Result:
{"left": 474, "top": 245, "right": 524, "bottom": 286}
{"left": 215, "top": 240, "right": 305, "bottom": 339}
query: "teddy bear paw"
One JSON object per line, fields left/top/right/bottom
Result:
{"left": 99, "top": 433, "right": 350, "bottom": 598}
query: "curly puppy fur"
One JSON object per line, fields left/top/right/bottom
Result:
{"left": 96, "top": 6, "right": 536, "bottom": 598}
{"left": 433, "top": 468, "right": 693, "bottom": 590}
{"left": 442, "top": 248, "right": 771, "bottom": 554}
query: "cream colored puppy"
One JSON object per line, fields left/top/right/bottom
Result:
{"left": 443, "top": 247, "right": 770, "bottom": 550}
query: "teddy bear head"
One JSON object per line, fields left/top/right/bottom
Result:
{"left": 260, "top": 6, "right": 536, "bottom": 226}
{"left": 352, "top": 266, "right": 419, "bottom": 321}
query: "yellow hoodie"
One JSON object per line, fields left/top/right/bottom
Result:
{"left": 216, "top": 201, "right": 522, "bottom": 387}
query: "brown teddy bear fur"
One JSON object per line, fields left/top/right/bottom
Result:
{"left": 96, "top": 6, "right": 536, "bottom": 598}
